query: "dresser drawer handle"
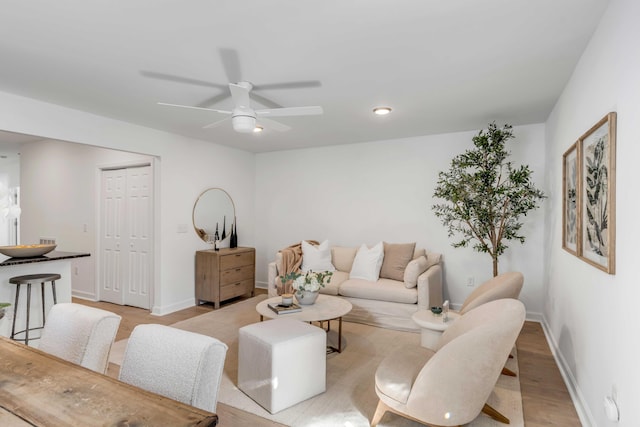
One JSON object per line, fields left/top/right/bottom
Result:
{"left": 235, "top": 254, "right": 242, "bottom": 257}
{"left": 235, "top": 268, "right": 241, "bottom": 272}
{"left": 234, "top": 282, "right": 241, "bottom": 286}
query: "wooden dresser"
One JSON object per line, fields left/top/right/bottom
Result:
{"left": 195, "top": 247, "right": 255, "bottom": 309}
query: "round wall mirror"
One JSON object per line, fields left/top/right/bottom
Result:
{"left": 192, "top": 188, "right": 236, "bottom": 243}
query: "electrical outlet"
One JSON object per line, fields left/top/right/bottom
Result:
{"left": 466, "top": 276, "right": 475, "bottom": 287}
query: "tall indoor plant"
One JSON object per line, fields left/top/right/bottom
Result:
{"left": 432, "top": 122, "right": 545, "bottom": 276}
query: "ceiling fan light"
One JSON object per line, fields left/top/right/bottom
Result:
{"left": 373, "top": 106, "right": 392, "bottom": 116}
{"left": 232, "top": 116, "right": 256, "bottom": 133}
{"left": 253, "top": 126, "right": 264, "bottom": 133}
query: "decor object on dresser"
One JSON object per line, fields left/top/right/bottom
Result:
{"left": 571, "top": 112, "right": 616, "bottom": 274}
{"left": 119, "top": 324, "right": 228, "bottom": 413}
{"left": 195, "top": 247, "right": 255, "bottom": 309}
{"left": 371, "top": 299, "right": 526, "bottom": 427}
{"left": 238, "top": 317, "right": 326, "bottom": 414}
{"left": 192, "top": 187, "right": 236, "bottom": 248}
{"left": 432, "top": 122, "right": 546, "bottom": 277}
{"left": 268, "top": 241, "right": 442, "bottom": 331}
{"left": 412, "top": 271, "right": 523, "bottom": 350}
{"left": 39, "top": 303, "right": 121, "bottom": 374}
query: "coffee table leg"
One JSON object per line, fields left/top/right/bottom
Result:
{"left": 337, "top": 316, "right": 343, "bottom": 353}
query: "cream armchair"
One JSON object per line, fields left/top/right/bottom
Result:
{"left": 372, "top": 298, "right": 526, "bottom": 426}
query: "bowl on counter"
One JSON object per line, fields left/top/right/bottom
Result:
{"left": 0, "top": 244, "right": 57, "bottom": 258}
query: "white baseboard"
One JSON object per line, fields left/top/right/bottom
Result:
{"left": 255, "top": 281, "right": 268, "bottom": 289}
{"left": 540, "top": 317, "right": 595, "bottom": 427}
{"left": 151, "top": 298, "right": 196, "bottom": 316}
{"left": 71, "top": 290, "right": 97, "bottom": 301}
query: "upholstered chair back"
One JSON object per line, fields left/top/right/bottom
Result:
{"left": 119, "top": 324, "right": 228, "bottom": 412}
{"left": 39, "top": 302, "right": 121, "bottom": 374}
{"left": 459, "top": 271, "right": 524, "bottom": 314}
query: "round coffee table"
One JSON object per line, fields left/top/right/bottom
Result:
{"left": 256, "top": 295, "right": 353, "bottom": 353}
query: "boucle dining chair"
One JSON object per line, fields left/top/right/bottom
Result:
{"left": 119, "top": 324, "right": 228, "bottom": 412}
{"left": 39, "top": 302, "right": 121, "bottom": 374}
{"left": 372, "top": 299, "right": 526, "bottom": 427}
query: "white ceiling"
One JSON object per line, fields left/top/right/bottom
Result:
{"left": 0, "top": 0, "right": 609, "bottom": 153}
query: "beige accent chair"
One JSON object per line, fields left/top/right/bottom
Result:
{"left": 39, "top": 303, "right": 121, "bottom": 374}
{"left": 372, "top": 298, "right": 526, "bottom": 427}
{"left": 458, "top": 271, "right": 524, "bottom": 315}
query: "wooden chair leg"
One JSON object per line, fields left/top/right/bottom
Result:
{"left": 370, "top": 400, "right": 388, "bottom": 427}
{"left": 482, "top": 403, "right": 510, "bottom": 424}
{"left": 502, "top": 366, "right": 517, "bottom": 377}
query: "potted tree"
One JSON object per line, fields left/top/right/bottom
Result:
{"left": 432, "top": 122, "right": 545, "bottom": 276}
{"left": 0, "top": 302, "right": 10, "bottom": 320}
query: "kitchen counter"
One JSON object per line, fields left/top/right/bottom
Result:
{"left": 0, "top": 251, "right": 91, "bottom": 340}
{"left": 0, "top": 251, "right": 90, "bottom": 266}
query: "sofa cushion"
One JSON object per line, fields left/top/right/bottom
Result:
{"left": 318, "top": 271, "right": 349, "bottom": 296}
{"left": 301, "top": 240, "right": 335, "bottom": 272}
{"left": 403, "top": 255, "right": 429, "bottom": 288}
{"left": 339, "top": 278, "right": 418, "bottom": 304}
{"left": 380, "top": 242, "right": 416, "bottom": 281}
{"left": 413, "top": 248, "right": 426, "bottom": 260}
{"left": 425, "top": 250, "right": 442, "bottom": 270}
{"left": 349, "top": 242, "right": 384, "bottom": 281}
{"left": 331, "top": 246, "right": 358, "bottom": 272}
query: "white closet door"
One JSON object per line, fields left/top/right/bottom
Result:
{"left": 99, "top": 165, "right": 152, "bottom": 309}
{"left": 100, "top": 169, "right": 126, "bottom": 305}
{"left": 123, "top": 166, "right": 151, "bottom": 309}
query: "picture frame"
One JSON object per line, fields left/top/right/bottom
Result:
{"left": 562, "top": 142, "right": 579, "bottom": 255}
{"left": 577, "top": 112, "right": 616, "bottom": 274}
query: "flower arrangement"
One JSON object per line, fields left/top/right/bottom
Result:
{"left": 279, "top": 270, "right": 333, "bottom": 294}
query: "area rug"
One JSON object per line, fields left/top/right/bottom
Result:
{"left": 109, "top": 295, "right": 523, "bottom": 427}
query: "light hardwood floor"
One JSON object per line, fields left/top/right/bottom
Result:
{"left": 76, "top": 291, "right": 581, "bottom": 426}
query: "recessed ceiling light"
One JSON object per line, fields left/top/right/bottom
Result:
{"left": 373, "top": 107, "right": 392, "bottom": 116}
{"left": 253, "top": 126, "right": 264, "bottom": 133}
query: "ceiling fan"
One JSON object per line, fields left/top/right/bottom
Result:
{"left": 144, "top": 49, "right": 323, "bottom": 133}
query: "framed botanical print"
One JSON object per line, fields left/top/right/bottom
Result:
{"left": 577, "top": 112, "right": 616, "bottom": 274}
{"left": 562, "top": 142, "right": 579, "bottom": 255}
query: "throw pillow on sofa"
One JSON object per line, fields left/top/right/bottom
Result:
{"left": 403, "top": 255, "right": 429, "bottom": 288}
{"left": 301, "top": 240, "right": 335, "bottom": 272}
{"left": 349, "top": 242, "right": 384, "bottom": 281}
{"left": 380, "top": 242, "right": 416, "bottom": 281}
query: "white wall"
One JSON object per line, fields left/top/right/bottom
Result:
{"left": 0, "top": 91, "right": 256, "bottom": 315}
{"left": 19, "top": 139, "right": 153, "bottom": 299}
{"left": 255, "top": 123, "right": 547, "bottom": 316}
{"left": 544, "top": 0, "right": 640, "bottom": 425}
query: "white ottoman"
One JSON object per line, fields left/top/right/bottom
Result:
{"left": 238, "top": 317, "right": 326, "bottom": 414}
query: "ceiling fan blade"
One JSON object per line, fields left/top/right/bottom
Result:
{"left": 157, "top": 102, "right": 231, "bottom": 114}
{"left": 229, "top": 83, "right": 252, "bottom": 108}
{"left": 203, "top": 117, "right": 231, "bottom": 129}
{"left": 256, "top": 106, "right": 323, "bottom": 117}
{"left": 250, "top": 92, "right": 283, "bottom": 109}
{"left": 218, "top": 48, "right": 242, "bottom": 83}
{"left": 141, "top": 71, "right": 227, "bottom": 89}
{"left": 195, "top": 92, "right": 232, "bottom": 108}
{"left": 253, "top": 80, "right": 322, "bottom": 91}
{"left": 259, "top": 117, "right": 291, "bottom": 132}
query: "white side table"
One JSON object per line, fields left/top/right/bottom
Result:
{"left": 411, "top": 310, "right": 460, "bottom": 350}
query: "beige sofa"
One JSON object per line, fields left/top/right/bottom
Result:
{"left": 267, "top": 245, "right": 443, "bottom": 331}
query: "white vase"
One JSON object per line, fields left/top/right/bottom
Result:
{"left": 295, "top": 290, "right": 319, "bottom": 305}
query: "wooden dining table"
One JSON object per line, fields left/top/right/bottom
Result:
{"left": 0, "top": 336, "right": 218, "bottom": 426}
